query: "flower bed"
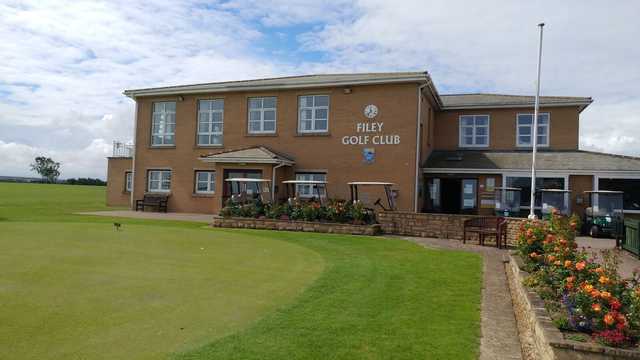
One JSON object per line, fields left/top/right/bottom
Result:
{"left": 516, "top": 209, "right": 640, "bottom": 349}
{"left": 220, "top": 199, "right": 375, "bottom": 225}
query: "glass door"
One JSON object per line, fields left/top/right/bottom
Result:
{"left": 461, "top": 179, "right": 478, "bottom": 213}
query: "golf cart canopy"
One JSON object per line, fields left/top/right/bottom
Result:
{"left": 225, "top": 178, "right": 272, "bottom": 204}
{"left": 347, "top": 181, "right": 395, "bottom": 186}
{"left": 494, "top": 187, "right": 522, "bottom": 216}
{"left": 225, "top": 178, "right": 271, "bottom": 183}
{"left": 348, "top": 181, "right": 397, "bottom": 211}
{"left": 540, "top": 189, "right": 571, "bottom": 215}
{"left": 282, "top": 180, "right": 328, "bottom": 204}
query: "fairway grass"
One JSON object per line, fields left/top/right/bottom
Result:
{"left": 0, "top": 183, "right": 483, "bottom": 359}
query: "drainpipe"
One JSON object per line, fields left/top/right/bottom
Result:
{"left": 272, "top": 162, "right": 287, "bottom": 203}
{"left": 130, "top": 100, "right": 138, "bottom": 209}
{"left": 414, "top": 83, "right": 428, "bottom": 212}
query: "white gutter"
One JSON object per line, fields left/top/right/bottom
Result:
{"left": 129, "top": 101, "right": 138, "bottom": 209}
{"left": 198, "top": 157, "right": 294, "bottom": 166}
{"left": 414, "top": 84, "right": 428, "bottom": 212}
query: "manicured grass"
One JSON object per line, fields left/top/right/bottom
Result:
{"left": 0, "top": 183, "right": 483, "bottom": 359}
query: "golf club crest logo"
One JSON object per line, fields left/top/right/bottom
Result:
{"left": 363, "top": 148, "right": 375, "bottom": 164}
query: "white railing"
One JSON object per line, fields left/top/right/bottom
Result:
{"left": 112, "top": 141, "right": 134, "bottom": 157}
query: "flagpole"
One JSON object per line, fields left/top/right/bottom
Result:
{"left": 528, "top": 22, "right": 545, "bottom": 220}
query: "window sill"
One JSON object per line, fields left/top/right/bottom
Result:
{"left": 149, "top": 145, "right": 176, "bottom": 149}
{"left": 195, "top": 144, "right": 224, "bottom": 148}
{"left": 192, "top": 193, "right": 215, "bottom": 198}
{"left": 145, "top": 191, "right": 171, "bottom": 195}
{"left": 295, "top": 132, "right": 331, "bottom": 137}
{"left": 122, "top": 191, "right": 131, "bottom": 194}
{"left": 245, "top": 133, "right": 278, "bottom": 137}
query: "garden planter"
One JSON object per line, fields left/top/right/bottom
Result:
{"left": 507, "top": 253, "right": 640, "bottom": 360}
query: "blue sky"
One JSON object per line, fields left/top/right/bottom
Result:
{"left": 1, "top": 0, "right": 639, "bottom": 179}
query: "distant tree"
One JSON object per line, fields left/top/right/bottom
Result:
{"left": 65, "top": 178, "right": 106, "bottom": 186}
{"left": 30, "top": 156, "right": 61, "bottom": 183}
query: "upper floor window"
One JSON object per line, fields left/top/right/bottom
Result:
{"left": 198, "top": 99, "right": 224, "bottom": 146}
{"left": 148, "top": 170, "right": 171, "bottom": 192}
{"left": 517, "top": 113, "right": 549, "bottom": 147}
{"left": 125, "top": 171, "right": 132, "bottom": 192}
{"left": 151, "top": 102, "right": 176, "bottom": 146}
{"left": 248, "top": 97, "right": 277, "bottom": 134}
{"left": 459, "top": 115, "right": 489, "bottom": 147}
{"left": 195, "top": 171, "right": 216, "bottom": 194}
{"left": 298, "top": 95, "right": 329, "bottom": 133}
{"left": 295, "top": 172, "right": 326, "bottom": 198}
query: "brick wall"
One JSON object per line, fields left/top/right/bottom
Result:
{"left": 377, "top": 211, "right": 524, "bottom": 246}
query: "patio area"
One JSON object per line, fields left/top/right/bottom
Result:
{"left": 576, "top": 236, "right": 640, "bottom": 278}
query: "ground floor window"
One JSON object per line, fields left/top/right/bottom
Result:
{"left": 125, "top": 171, "right": 132, "bottom": 192}
{"left": 505, "top": 176, "right": 565, "bottom": 208}
{"left": 295, "top": 172, "right": 326, "bottom": 198}
{"left": 148, "top": 170, "right": 171, "bottom": 192}
{"left": 195, "top": 171, "right": 216, "bottom": 194}
{"left": 598, "top": 178, "right": 640, "bottom": 211}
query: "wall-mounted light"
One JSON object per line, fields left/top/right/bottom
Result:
{"left": 343, "top": 88, "right": 352, "bottom": 94}
{"left": 177, "top": 95, "right": 184, "bottom": 101}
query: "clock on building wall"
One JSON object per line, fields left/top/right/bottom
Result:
{"left": 364, "top": 104, "right": 378, "bottom": 119}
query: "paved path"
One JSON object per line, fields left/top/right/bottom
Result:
{"left": 77, "top": 210, "right": 213, "bottom": 223}
{"left": 576, "top": 236, "right": 640, "bottom": 278}
{"left": 401, "top": 237, "right": 523, "bottom": 360}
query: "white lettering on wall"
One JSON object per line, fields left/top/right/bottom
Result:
{"left": 343, "top": 121, "right": 400, "bottom": 146}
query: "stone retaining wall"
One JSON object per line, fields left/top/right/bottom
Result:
{"left": 377, "top": 211, "right": 523, "bottom": 246}
{"left": 211, "top": 216, "right": 382, "bottom": 236}
{"left": 506, "top": 253, "right": 640, "bottom": 359}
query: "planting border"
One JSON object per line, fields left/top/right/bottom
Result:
{"left": 506, "top": 253, "right": 640, "bottom": 359}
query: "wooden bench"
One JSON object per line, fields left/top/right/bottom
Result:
{"left": 135, "top": 194, "right": 169, "bottom": 212}
{"left": 463, "top": 217, "right": 507, "bottom": 248}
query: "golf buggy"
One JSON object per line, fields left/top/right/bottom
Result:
{"left": 541, "top": 189, "right": 571, "bottom": 218}
{"left": 224, "top": 178, "right": 273, "bottom": 205}
{"left": 494, "top": 187, "right": 522, "bottom": 217}
{"left": 584, "top": 190, "right": 624, "bottom": 240}
{"left": 282, "top": 180, "right": 329, "bottom": 205}
{"left": 348, "top": 182, "right": 397, "bottom": 212}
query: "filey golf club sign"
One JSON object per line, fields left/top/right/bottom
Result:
{"left": 341, "top": 104, "right": 401, "bottom": 145}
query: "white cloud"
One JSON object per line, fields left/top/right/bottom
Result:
{"left": 0, "top": 0, "right": 639, "bottom": 180}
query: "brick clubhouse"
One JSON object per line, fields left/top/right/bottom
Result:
{"left": 107, "top": 72, "right": 640, "bottom": 217}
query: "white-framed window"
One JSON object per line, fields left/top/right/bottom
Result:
{"left": 248, "top": 97, "right": 277, "bottom": 134}
{"left": 298, "top": 95, "right": 329, "bottom": 133}
{"left": 459, "top": 115, "right": 489, "bottom": 147}
{"left": 195, "top": 171, "right": 216, "bottom": 194}
{"left": 295, "top": 172, "right": 326, "bottom": 198}
{"left": 517, "top": 113, "right": 550, "bottom": 147}
{"left": 125, "top": 171, "right": 132, "bottom": 192}
{"left": 151, "top": 102, "right": 176, "bottom": 146}
{"left": 148, "top": 170, "right": 171, "bottom": 192}
{"left": 197, "top": 99, "right": 224, "bottom": 146}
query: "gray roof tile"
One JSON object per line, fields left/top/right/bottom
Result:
{"left": 424, "top": 150, "right": 640, "bottom": 172}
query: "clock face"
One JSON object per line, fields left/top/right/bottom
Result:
{"left": 364, "top": 104, "right": 378, "bottom": 119}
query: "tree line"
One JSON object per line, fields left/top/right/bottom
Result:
{"left": 28, "top": 156, "right": 106, "bottom": 186}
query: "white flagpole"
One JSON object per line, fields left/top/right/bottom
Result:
{"left": 528, "top": 23, "right": 545, "bottom": 220}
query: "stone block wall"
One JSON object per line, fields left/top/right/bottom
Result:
{"left": 377, "top": 211, "right": 524, "bottom": 246}
{"left": 211, "top": 216, "right": 381, "bottom": 236}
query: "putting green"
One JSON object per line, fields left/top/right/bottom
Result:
{"left": 0, "top": 222, "right": 324, "bottom": 360}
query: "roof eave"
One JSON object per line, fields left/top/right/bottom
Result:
{"left": 441, "top": 101, "right": 593, "bottom": 111}
{"left": 124, "top": 75, "right": 430, "bottom": 99}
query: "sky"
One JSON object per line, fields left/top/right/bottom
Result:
{"left": 1, "top": 0, "right": 639, "bottom": 179}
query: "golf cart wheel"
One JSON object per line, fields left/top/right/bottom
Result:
{"left": 589, "top": 225, "right": 600, "bottom": 238}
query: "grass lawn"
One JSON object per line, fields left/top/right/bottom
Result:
{"left": 0, "top": 183, "right": 483, "bottom": 359}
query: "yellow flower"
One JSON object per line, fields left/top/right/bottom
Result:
{"left": 599, "top": 276, "right": 610, "bottom": 285}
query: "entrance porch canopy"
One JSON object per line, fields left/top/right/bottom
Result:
{"left": 198, "top": 146, "right": 295, "bottom": 166}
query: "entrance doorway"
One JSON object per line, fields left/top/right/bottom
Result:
{"left": 424, "top": 177, "right": 478, "bottom": 214}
